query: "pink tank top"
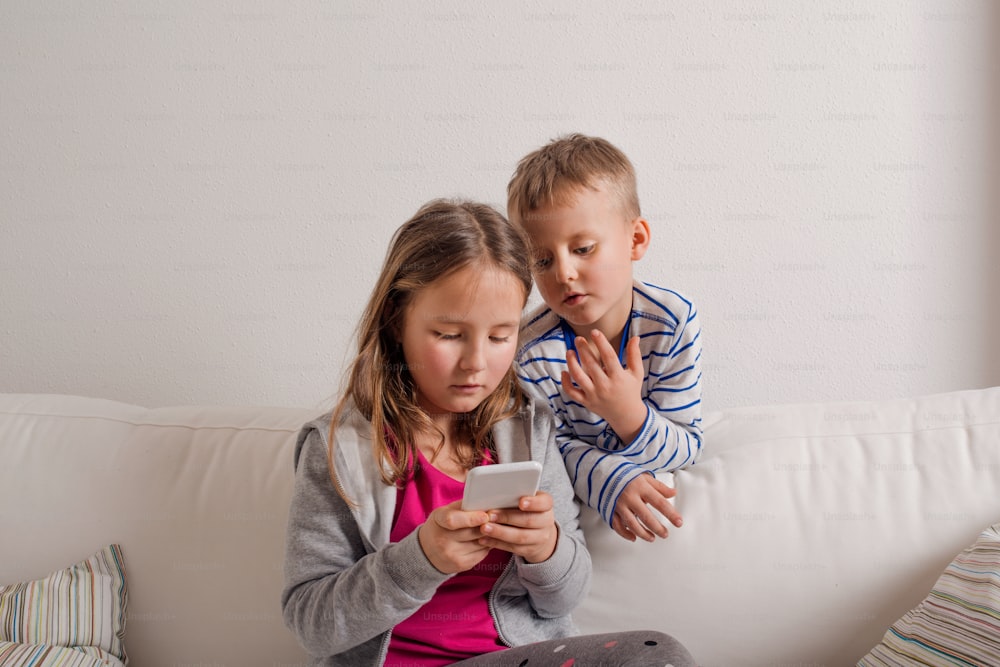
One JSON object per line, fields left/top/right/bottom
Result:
{"left": 383, "top": 449, "right": 510, "bottom": 666}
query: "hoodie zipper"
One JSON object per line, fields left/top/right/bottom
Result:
{"left": 375, "top": 629, "right": 392, "bottom": 665}
{"left": 486, "top": 555, "right": 517, "bottom": 648}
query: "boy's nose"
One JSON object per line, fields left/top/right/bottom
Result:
{"left": 554, "top": 255, "right": 578, "bottom": 284}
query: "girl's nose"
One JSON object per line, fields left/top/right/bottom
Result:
{"left": 461, "top": 341, "right": 487, "bottom": 371}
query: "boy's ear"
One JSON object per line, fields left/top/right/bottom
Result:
{"left": 629, "top": 217, "right": 651, "bottom": 261}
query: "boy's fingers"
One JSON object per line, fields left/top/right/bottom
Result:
{"left": 621, "top": 497, "right": 667, "bottom": 541}
{"left": 648, "top": 494, "right": 683, "bottom": 528}
{"left": 611, "top": 515, "right": 637, "bottom": 542}
{"left": 647, "top": 488, "right": 684, "bottom": 528}
{"left": 620, "top": 482, "right": 679, "bottom": 539}
{"left": 633, "top": 507, "right": 669, "bottom": 539}
{"left": 573, "top": 337, "right": 603, "bottom": 376}
{"left": 574, "top": 335, "right": 595, "bottom": 360}
{"left": 591, "top": 329, "right": 620, "bottom": 372}
{"left": 625, "top": 336, "right": 644, "bottom": 377}
{"left": 615, "top": 501, "right": 649, "bottom": 539}
{"left": 560, "top": 370, "right": 586, "bottom": 403}
{"left": 650, "top": 477, "right": 677, "bottom": 498}
{"left": 564, "top": 353, "right": 592, "bottom": 390}
{"left": 563, "top": 351, "right": 597, "bottom": 402}
{"left": 623, "top": 511, "right": 658, "bottom": 542}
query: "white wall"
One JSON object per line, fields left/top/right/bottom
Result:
{"left": 2, "top": 2, "right": 997, "bottom": 411}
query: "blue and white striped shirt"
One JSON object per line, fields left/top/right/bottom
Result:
{"left": 516, "top": 280, "right": 703, "bottom": 525}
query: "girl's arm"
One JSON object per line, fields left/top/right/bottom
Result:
{"left": 280, "top": 427, "right": 451, "bottom": 658}
{"left": 510, "top": 403, "right": 592, "bottom": 618}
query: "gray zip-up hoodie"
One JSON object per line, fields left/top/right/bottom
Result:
{"left": 281, "top": 398, "right": 592, "bottom": 666}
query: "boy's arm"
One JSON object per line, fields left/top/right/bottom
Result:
{"left": 559, "top": 306, "right": 703, "bottom": 525}
{"left": 520, "top": 376, "right": 658, "bottom": 524}
{"left": 557, "top": 428, "right": 649, "bottom": 523}
{"left": 566, "top": 307, "right": 702, "bottom": 464}
{"left": 517, "top": 303, "right": 702, "bottom": 525}
{"left": 614, "top": 304, "right": 703, "bottom": 472}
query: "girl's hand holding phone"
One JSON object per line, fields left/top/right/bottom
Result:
{"left": 477, "top": 491, "right": 558, "bottom": 564}
{"left": 418, "top": 501, "right": 492, "bottom": 574}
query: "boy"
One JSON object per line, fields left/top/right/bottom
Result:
{"left": 508, "top": 133, "right": 702, "bottom": 542}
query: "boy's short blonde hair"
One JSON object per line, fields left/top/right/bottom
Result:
{"left": 507, "top": 133, "right": 640, "bottom": 226}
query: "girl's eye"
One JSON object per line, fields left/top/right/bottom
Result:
{"left": 435, "top": 332, "right": 460, "bottom": 340}
{"left": 574, "top": 244, "right": 595, "bottom": 255}
{"left": 533, "top": 257, "right": 552, "bottom": 271}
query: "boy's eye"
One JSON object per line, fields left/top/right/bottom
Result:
{"left": 533, "top": 257, "right": 552, "bottom": 271}
{"left": 489, "top": 336, "right": 510, "bottom": 343}
{"left": 574, "top": 244, "right": 596, "bottom": 255}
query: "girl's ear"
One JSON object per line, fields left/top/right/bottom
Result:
{"left": 630, "top": 217, "right": 651, "bottom": 261}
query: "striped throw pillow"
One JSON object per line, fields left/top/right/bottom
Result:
{"left": 858, "top": 523, "right": 1000, "bottom": 666}
{"left": 0, "top": 641, "right": 121, "bottom": 667}
{"left": 0, "top": 545, "right": 127, "bottom": 666}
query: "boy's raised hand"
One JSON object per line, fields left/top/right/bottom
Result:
{"left": 418, "top": 501, "right": 493, "bottom": 574}
{"left": 563, "top": 331, "right": 647, "bottom": 443}
{"left": 476, "top": 491, "right": 558, "bottom": 564}
{"left": 611, "top": 474, "right": 683, "bottom": 542}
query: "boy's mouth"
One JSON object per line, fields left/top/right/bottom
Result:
{"left": 563, "top": 292, "right": 586, "bottom": 306}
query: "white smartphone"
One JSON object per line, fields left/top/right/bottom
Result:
{"left": 461, "top": 461, "right": 543, "bottom": 511}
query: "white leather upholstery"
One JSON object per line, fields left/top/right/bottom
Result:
{"left": 2, "top": 387, "right": 997, "bottom": 666}
{"left": 0, "top": 394, "right": 315, "bottom": 665}
{"left": 577, "top": 387, "right": 1000, "bottom": 664}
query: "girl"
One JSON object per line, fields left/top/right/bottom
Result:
{"left": 281, "top": 200, "right": 695, "bottom": 666}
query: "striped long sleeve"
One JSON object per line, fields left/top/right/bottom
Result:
{"left": 517, "top": 280, "right": 703, "bottom": 525}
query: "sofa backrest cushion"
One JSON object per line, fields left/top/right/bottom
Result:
{"left": 0, "top": 394, "right": 317, "bottom": 666}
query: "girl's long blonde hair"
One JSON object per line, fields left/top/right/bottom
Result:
{"left": 329, "top": 199, "right": 533, "bottom": 497}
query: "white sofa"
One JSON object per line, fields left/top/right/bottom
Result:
{"left": 1, "top": 387, "right": 998, "bottom": 666}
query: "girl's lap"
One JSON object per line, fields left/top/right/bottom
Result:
{"left": 449, "top": 630, "right": 696, "bottom": 667}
